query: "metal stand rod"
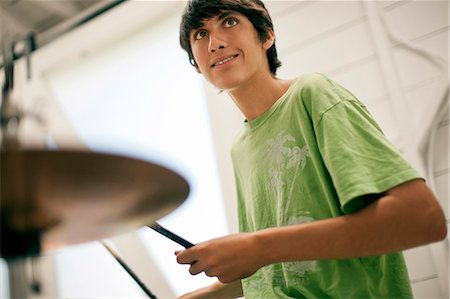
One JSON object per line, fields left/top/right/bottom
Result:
{"left": 101, "top": 241, "right": 157, "bottom": 299}
{"left": 7, "top": 259, "right": 28, "bottom": 299}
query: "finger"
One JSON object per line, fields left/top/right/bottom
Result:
{"left": 218, "top": 274, "right": 234, "bottom": 284}
{"left": 204, "top": 268, "right": 218, "bottom": 278}
{"left": 176, "top": 250, "right": 196, "bottom": 265}
{"left": 189, "top": 261, "right": 206, "bottom": 275}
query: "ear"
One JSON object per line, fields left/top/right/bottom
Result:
{"left": 263, "top": 30, "right": 275, "bottom": 50}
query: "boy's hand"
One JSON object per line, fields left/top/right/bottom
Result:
{"left": 175, "top": 233, "right": 263, "bottom": 283}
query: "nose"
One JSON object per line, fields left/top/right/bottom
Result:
{"left": 208, "top": 33, "right": 226, "bottom": 53}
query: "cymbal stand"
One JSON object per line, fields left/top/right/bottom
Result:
{"left": 1, "top": 33, "right": 42, "bottom": 299}
{"left": 6, "top": 258, "right": 42, "bottom": 299}
{"left": 1, "top": 35, "right": 21, "bottom": 150}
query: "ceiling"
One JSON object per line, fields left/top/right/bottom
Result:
{"left": 0, "top": 0, "right": 125, "bottom": 64}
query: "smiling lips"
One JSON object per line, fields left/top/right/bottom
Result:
{"left": 212, "top": 54, "right": 239, "bottom": 67}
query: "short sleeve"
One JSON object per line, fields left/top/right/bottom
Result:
{"left": 310, "top": 77, "right": 422, "bottom": 214}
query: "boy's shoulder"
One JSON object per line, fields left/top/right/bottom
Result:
{"left": 292, "top": 72, "right": 336, "bottom": 97}
{"left": 290, "top": 72, "right": 353, "bottom": 114}
{"left": 296, "top": 72, "right": 333, "bottom": 88}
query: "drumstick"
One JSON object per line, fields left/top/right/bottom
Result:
{"left": 149, "top": 222, "right": 194, "bottom": 248}
{"left": 101, "top": 241, "right": 158, "bottom": 299}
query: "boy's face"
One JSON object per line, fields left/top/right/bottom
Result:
{"left": 189, "top": 11, "right": 274, "bottom": 91}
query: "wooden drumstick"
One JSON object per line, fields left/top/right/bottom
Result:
{"left": 101, "top": 241, "right": 158, "bottom": 299}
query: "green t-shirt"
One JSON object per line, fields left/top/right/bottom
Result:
{"left": 231, "top": 73, "right": 420, "bottom": 298}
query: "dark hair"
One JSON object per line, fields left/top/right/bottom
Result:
{"left": 179, "top": 0, "right": 282, "bottom": 75}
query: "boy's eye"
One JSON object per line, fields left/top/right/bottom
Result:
{"left": 195, "top": 30, "right": 207, "bottom": 40}
{"left": 224, "top": 17, "right": 238, "bottom": 27}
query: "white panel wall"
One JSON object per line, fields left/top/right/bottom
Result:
{"left": 207, "top": 1, "right": 449, "bottom": 298}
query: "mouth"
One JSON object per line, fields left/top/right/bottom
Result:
{"left": 211, "top": 54, "right": 239, "bottom": 68}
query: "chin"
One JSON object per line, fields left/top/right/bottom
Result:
{"left": 211, "top": 77, "right": 242, "bottom": 92}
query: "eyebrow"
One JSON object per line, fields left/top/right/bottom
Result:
{"left": 217, "top": 11, "right": 236, "bottom": 21}
{"left": 200, "top": 10, "right": 240, "bottom": 26}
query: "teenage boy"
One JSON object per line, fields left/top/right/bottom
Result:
{"left": 175, "top": 0, "right": 447, "bottom": 298}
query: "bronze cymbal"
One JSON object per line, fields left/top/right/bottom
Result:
{"left": 0, "top": 149, "right": 190, "bottom": 258}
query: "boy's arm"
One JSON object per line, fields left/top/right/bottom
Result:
{"left": 177, "top": 280, "right": 243, "bottom": 299}
{"left": 176, "top": 179, "right": 447, "bottom": 283}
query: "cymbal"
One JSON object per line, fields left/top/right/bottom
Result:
{"left": 1, "top": 149, "right": 190, "bottom": 258}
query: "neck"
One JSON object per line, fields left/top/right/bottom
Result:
{"left": 227, "top": 72, "right": 292, "bottom": 121}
